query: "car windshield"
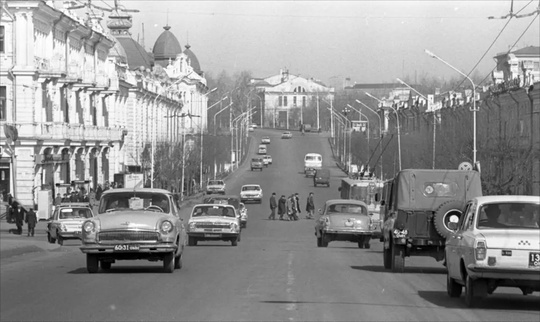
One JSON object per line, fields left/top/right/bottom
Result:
{"left": 327, "top": 203, "right": 366, "bottom": 215}
{"left": 192, "top": 205, "right": 235, "bottom": 217}
{"left": 477, "top": 202, "right": 540, "bottom": 229}
{"left": 99, "top": 192, "right": 170, "bottom": 214}
{"left": 208, "top": 180, "right": 224, "bottom": 185}
{"left": 59, "top": 208, "right": 93, "bottom": 219}
{"left": 203, "top": 197, "right": 240, "bottom": 209}
{"left": 306, "top": 155, "right": 321, "bottom": 161}
{"left": 242, "top": 186, "right": 260, "bottom": 191}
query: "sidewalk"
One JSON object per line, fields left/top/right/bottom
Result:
{"left": 0, "top": 218, "right": 60, "bottom": 260}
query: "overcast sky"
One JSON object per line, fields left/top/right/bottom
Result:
{"left": 114, "top": 1, "right": 539, "bottom": 86}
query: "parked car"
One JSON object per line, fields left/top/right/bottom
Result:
{"left": 79, "top": 188, "right": 186, "bottom": 273}
{"left": 47, "top": 203, "right": 94, "bottom": 245}
{"left": 381, "top": 169, "right": 483, "bottom": 272}
{"left": 281, "top": 131, "right": 292, "bottom": 139}
{"left": 263, "top": 155, "right": 273, "bottom": 165}
{"left": 313, "top": 168, "right": 330, "bottom": 187}
{"left": 251, "top": 157, "right": 264, "bottom": 171}
{"left": 187, "top": 204, "right": 241, "bottom": 246}
{"left": 445, "top": 195, "right": 540, "bottom": 307}
{"left": 206, "top": 179, "right": 226, "bottom": 194}
{"left": 240, "top": 184, "right": 263, "bottom": 204}
{"left": 315, "top": 199, "right": 373, "bottom": 248}
{"left": 261, "top": 137, "right": 271, "bottom": 144}
{"left": 258, "top": 145, "right": 267, "bottom": 155}
{"left": 203, "top": 194, "right": 247, "bottom": 228}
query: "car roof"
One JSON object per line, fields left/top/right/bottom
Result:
{"left": 192, "top": 203, "right": 236, "bottom": 209}
{"left": 204, "top": 194, "right": 240, "bottom": 199}
{"left": 57, "top": 203, "right": 92, "bottom": 209}
{"left": 101, "top": 188, "right": 172, "bottom": 196}
{"left": 472, "top": 195, "right": 540, "bottom": 204}
{"left": 242, "top": 184, "right": 261, "bottom": 188}
{"left": 325, "top": 199, "right": 368, "bottom": 206}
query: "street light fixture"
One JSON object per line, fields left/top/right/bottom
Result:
{"left": 425, "top": 49, "right": 478, "bottom": 165}
{"left": 365, "top": 92, "right": 401, "bottom": 171}
{"left": 355, "top": 99, "right": 383, "bottom": 180}
{"left": 328, "top": 107, "right": 351, "bottom": 171}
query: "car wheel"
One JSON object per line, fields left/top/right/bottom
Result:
{"left": 86, "top": 254, "right": 99, "bottom": 273}
{"left": 357, "top": 241, "right": 364, "bottom": 248}
{"left": 47, "top": 232, "right": 56, "bottom": 244}
{"left": 57, "top": 233, "right": 64, "bottom": 246}
{"left": 383, "top": 246, "right": 392, "bottom": 269}
{"left": 188, "top": 236, "right": 197, "bottom": 246}
{"left": 364, "top": 240, "right": 371, "bottom": 249}
{"left": 231, "top": 237, "right": 238, "bottom": 246}
{"left": 321, "top": 232, "right": 329, "bottom": 247}
{"left": 163, "top": 252, "right": 175, "bottom": 273}
{"left": 464, "top": 276, "right": 486, "bottom": 307}
{"left": 251, "top": 168, "right": 253, "bottom": 171}
{"left": 174, "top": 253, "right": 182, "bottom": 269}
{"left": 243, "top": 222, "right": 247, "bottom": 229}
{"left": 100, "top": 261, "right": 111, "bottom": 271}
{"left": 391, "top": 243, "right": 405, "bottom": 273}
{"left": 327, "top": 183, "right": 330, "bottom": 187}
{"left": 314, "top": 182, "right": 317, "bottom": 187}
{"left": 447, "top": 272, "right": 462, "bottom": 298}
{"left": 237, "top": 233, "right": 241, "bottom": 242}
{"left": 317, "top": 236, "right": 322, "bottom": 247}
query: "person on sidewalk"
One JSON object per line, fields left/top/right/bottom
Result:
{"left": 25, "top": 208, "right": 37, "bottom": 237}
{"left": 13, "top": 204, "right": 25, "bottom": 235}
{"left": 305, "top": 192, "right": 315, "bottom": 219}
{"left": 287, "top": 194, "right": 298, "bottom": 221}
{"left": 278, "top": 195, "right": 287, "bottom": 220}
{"left": 294, "top": 193, "right": 302, "bottom": 217}
{"left": 268, "top": 192, "right": 277, "bottom": 220}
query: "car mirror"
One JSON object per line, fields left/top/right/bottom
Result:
{"left": 448, "top": 221, "right": 458, "bottom": 231}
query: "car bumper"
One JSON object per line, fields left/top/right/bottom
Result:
{"left": 467, "top": 265, "right": 540, "bottom": 281}
{"left": 188, "top": 232, "right": 239, "bottom": 239}
{"left": 59, "top": 231, "right": 83, "bottom": 239}
{"left": 80, "top": 243, "right": 177, "bottom": 254}
{"left": 324, "top": 229, "right": 372, "bottom": 236}
{"left": 206, "top": 190, "right": 225, "bottom": 194}
{"left": 241, "top": 197, "right": 261, "bottom": 202}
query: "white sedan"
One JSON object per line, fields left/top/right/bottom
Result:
{"left": 261, "top": 137, "right": 271, "bottom": 144}
{"left": 445, "top": 195, "right": 540, "bottom": 307}
{"left": 240, "top": 184, "right": 263, "bottom": 204}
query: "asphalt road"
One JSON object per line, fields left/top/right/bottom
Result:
{"left": 1, "top": 129, "right": 539, "bottom": 321}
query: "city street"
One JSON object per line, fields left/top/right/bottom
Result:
{"left": 1, "top": 129, "right": 538, "bottom": 321}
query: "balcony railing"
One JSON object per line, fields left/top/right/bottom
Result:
{"left": 1, "top": 122, "right": 125, "bottom": 143}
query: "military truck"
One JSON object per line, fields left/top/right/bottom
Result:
{"left": 380, "top": 169, "right": 482, "bottom": 272}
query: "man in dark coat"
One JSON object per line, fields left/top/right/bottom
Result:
{"left": 278, "top": 195, "right": 287, "bottom": 220}
{"left": 294, "top": 193, "right": 302, "bottom": 216}
{"left": 13, "top": 204, "right": 25, "bottom": 235}
{"left": 268, "top": 192, "right": 277, "bottom": 220}
{"left": 305, "top": 192, "right": 315, "bottom": 219}
{"left": 25, "top": 208, "right": 38, "bottom": 237}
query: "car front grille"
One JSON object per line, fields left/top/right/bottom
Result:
{"left": 98, "top": 231, "right": 159, "bottom": 242}
{"left": 195, "top": 222, "right": 230, "bottom": 229}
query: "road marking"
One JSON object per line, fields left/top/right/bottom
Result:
{"left": 286, "top": 251, "right": 296, "bottom": 317}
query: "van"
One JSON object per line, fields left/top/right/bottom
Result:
{"left": 304, "top": 153, "right": 322, "bottom": 177}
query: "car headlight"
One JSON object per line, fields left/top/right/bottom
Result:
{"left": 189, "top": 222, "right": 196, "bottom": 230}
{"left": 230, "top": 222, "right": 238, "bottom": 230}
{"left": 160, "top": 220, "right": 174, "bottom": 233}
{"left": 83, "top": 221, "right": 95, "bottom": 233}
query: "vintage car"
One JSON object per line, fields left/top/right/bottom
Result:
{"left": 263, "top": 155, "right": 273, "bottom": 165}
{"left": 304, "top": 153, "right": 322, "bottom": 177}
{"left": 187, "top": 204, "right": 241, "bottom": 246}
{"left": 203, "top": 194, "right": 247, "bottom": 228}
{"left": 315, "top": 199, "right": 373, "bottom": 248}
{"left": 258, "top": 145, "right": 267, "bottom": 155}
{"left": 47, "top": 203, "right": 94, "bottom": 245}
{"left": 240, "top": 184, "right": 263, "bottom": 204}
{"left": 206, "top": 179, "right": 226, "bottom": 195}
{"left": 261, "top": 136, "right": 271, "bottom": 144}
{"left": 79, "top": 188, "right": 186, "bottom": 273}
{"left": 281, "top": 131, "right": 292, "bottom": 139}
{"left": 251, "top": 157, "right": 264, "bottom": 171}
{"left": 313, "top": 168, "right": 331, "bottom": 187}
{"left": 445, "top": 195, "right": 540, "bottom": 307}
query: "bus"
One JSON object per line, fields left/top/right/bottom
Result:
{"left": 338, "top": 177, "right": 384, "bottom": 239}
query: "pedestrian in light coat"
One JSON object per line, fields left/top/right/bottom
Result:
{"left": 287, "top": 194, "right": 298, "bottom": 221}
{"left": 278, "top": 195, "right": 287, "bottom": 220}
{"left": 25, "top": 208, "right": 38, "bottom": 237}
{"left": 269, "top": 192, "right": 277, "bottom": 220}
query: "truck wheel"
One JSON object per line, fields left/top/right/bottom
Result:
{"left": 434, "top": 200, "right": 464, "bottom": 239}
{"left": 86, "top": 254, "right": 99, "bottom": 273}
{"left": 383, "top": 246, "right": 392, "bottom": 269}
{"left": 447, "top": 272, "right": 462, "bottom": 297}
{"left": 391, "top": 244, "right": 405, "bottom": 273}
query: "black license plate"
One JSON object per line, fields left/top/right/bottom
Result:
{"left": 529, "top": 252, "right": 540, "bottom": 268}
{"left": 114, "top": 244, "right": 140, "bottom": 251}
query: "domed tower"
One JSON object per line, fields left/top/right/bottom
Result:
{"left": 183, "top": 43, "right": 202, "bottom": 75}
{"left": 106, "top": 11, "right": 153, "bottom": 70}
{"left": 153, "top": 25, "right": 182, "bottom": 68}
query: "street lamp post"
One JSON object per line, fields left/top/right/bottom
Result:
{"left": 213, "top": 102, "right": 232, "bottom": 136}
{"left": 396, "top": 78, "right": 436, "bottom": 169}
{"left": 425, "top": 49, "right": 478, "bottom": 165}
{"left": 328, "top": 108, "right": 351, "bottom": 171}
{"left": 365, "top": 92, "right": 401, "bottom": 171}
{"left": 356, "top": 99, "right": 383, "bottom": 179}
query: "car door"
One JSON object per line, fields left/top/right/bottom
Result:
{"left": 447, "top": 202, "right": 472, "bottom": 279}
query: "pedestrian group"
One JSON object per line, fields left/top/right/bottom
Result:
{"left": 269, "top": 192, "right": 315, "bottom": 221}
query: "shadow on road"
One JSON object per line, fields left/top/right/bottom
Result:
{"left": 350, "top": 265, "right": 446, "bottom": 275}
{"left": 417, "top": 290, "right": 540, "bottom": 311}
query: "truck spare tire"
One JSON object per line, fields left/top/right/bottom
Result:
{"left": 434, "top": 200, "right": 464, "bottom": 239}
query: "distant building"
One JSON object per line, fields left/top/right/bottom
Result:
{"left": 251, "top": 69, "right": 334, "bottom": 129}
{"left": 493, "top": 46, "right": 540, "bottom": 85}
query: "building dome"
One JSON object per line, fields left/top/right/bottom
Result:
{"left": 183, "top": 44, "right": 202, "bottom": 75}
{"left": 153, "top": 25, "right": 182, "bottom": 67}
{"left": 107, "top": 12, "right": 153, "bottom": 70}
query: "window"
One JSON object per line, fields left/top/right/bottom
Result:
{"left": 293, "top": 96, "right": 297, "bottom": 106}
{"left": 284, "top": 96, "right": 288, "bottom": 106}
{"left": 0, "top": 86, "right": 6, "bottom": 121}
{"left": 0, "top": 26, "right": 4, "bottom": 53}
{"left": 278, "top": 96, "right": 282, "bottom": 106}
{"left": 302, "top": 96, "right": 306, "bottom": 107}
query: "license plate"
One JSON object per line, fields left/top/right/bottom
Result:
{"left": 529, "top": 252, "right": 540, "bottom": 268}
{"left": 204, "top": 233, "right": 221, "bottom": 238}
{"left": 114, "top": 244, "right": 140, "bottom": 251}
